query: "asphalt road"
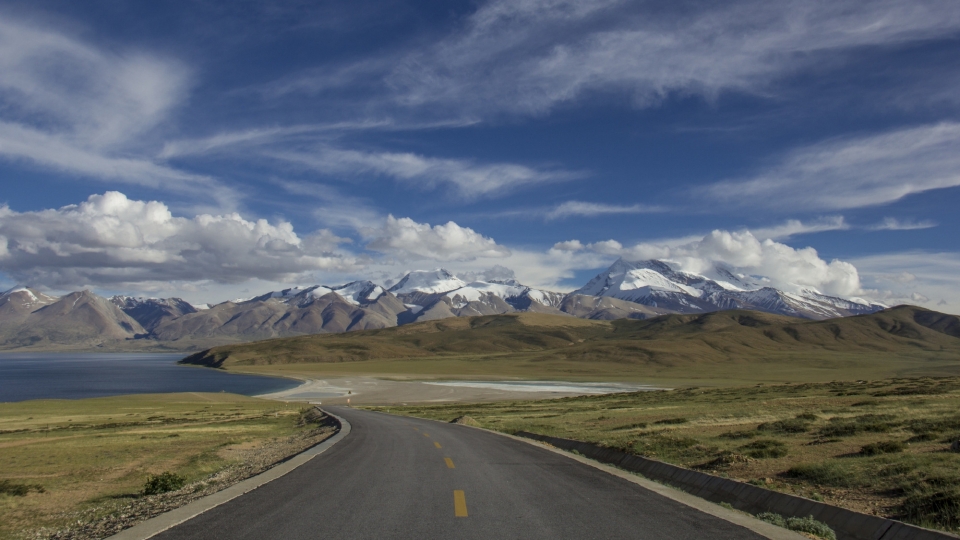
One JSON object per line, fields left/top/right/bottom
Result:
{"left": 154, "top": 407, "right": 769, "bottom": 540}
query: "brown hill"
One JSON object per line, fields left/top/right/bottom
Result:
{"left": 0, "top": 291, "right": 145, "bottom": 348}
{"left": 182, "top": 306, "right": 960, "bottom": 383}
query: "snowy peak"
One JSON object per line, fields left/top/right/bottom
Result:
{"left": 1, "top": 286, "right": 58, "bottom": 308}
{"left": 576, "top": 258, "right": 883, "bottom": 320}
{"left": 388, "top": 269, "right": 467, "bottom": 295}
{"left": 330, "top": 281, "right": 386, "bottom": 305}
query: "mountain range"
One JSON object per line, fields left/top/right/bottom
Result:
{"left": 0, "top": 258, "right": 888, "bottom": 351}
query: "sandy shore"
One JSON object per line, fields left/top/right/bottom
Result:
{"left": 256, "top": 376, "right": 665, "bottom": 405}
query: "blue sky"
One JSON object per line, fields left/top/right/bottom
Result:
{"left": 0, "top": 0, "right": 959, "bottom": 312}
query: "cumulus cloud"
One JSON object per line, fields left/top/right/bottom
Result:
{"left": 0, "top": 192, "right": 356, "bottom": 288}
{"left": 555, "top": 229, "right": 862, "bottom": 297}
{"left": 708, "top": 123, "right": 960, "bottom": 211}
{"left": 365, "top": 215, "right": 511, "bottom": 260}
{"left": 268, "top": 146, "right": 582, "bottom": 200}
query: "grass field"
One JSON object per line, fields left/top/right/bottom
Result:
{"left": 185, "top": 307, "right": 960, "bottom": 386}
{"left": 373, "top": 376, "right": 960, "bottom": 533}
{"left": 0, "top": 393, "right": 322, "bottom": 540}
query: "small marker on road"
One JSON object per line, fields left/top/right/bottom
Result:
{"left": 444, "top": 457, "right": 455, "bottom": 468}
{"left": 453, "top": 490, "right": 468, "bottom": 517}
{"left": 434, "top": 441, "right": 442, "bottom": 449}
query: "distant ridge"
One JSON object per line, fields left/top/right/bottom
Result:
{"left": 181, "top": 306, "right": 960, "bottom": 382}
{"left": 0, "top": 259, "right": 892, "bottom": 350}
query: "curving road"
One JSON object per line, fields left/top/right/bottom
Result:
{"left": 154, "top": 407, "right": 772, "bottom": 539}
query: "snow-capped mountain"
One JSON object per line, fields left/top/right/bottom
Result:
{"left": 574, "top": 258, "right": 885, "bottom": 319}
{"left": 0, "top": 261, "right": 891, "bottom": 350}
{"left": 388, "top": 269, "right": 467, "bottom": 295}
{"left": 0, "top": 287, "right": 59, "bottom": 323}
{"left": 111, "top": 296, "right": 198, "bottom": 331}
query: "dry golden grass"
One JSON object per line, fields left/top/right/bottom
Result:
{"left": 0, "top": 393, "right": 309, "bottom": 539}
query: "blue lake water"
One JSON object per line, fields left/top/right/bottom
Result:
{"left": 0, "top": 353, "right": 301, "bottom": 402}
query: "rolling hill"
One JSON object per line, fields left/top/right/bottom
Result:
{"left": 181, "top": 306, "right": 960, "bottom": 384}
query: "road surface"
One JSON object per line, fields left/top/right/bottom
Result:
{"left": 154, "top": 407, "right": 771, "bottom": 539}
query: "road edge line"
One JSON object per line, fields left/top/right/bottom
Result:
{"left": 372, "top": 411, "right": 804, "bottom": 540}
{"left": 105, "top": 408, "right": 351, "bottom": 540}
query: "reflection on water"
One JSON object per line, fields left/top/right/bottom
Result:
{"left": 0, "top": 353, "right": 300, "bottom": 402}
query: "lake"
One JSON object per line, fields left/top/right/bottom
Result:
{"left": 0, "top": 353, "right": 301, "bottom": 402}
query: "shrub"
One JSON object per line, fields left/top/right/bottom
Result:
{"left": 0, "top": 480, "right": 44, "bottom": 496}
{"left": 654, "top": 418, "right": 688, "bottom": 425}
{"left": 786, "top": 462, "right": 857, "bottom": 487}
{"left": 860, "top": 440, "right": 905, "bottom": 456}
{"left": 757, "top": 512, "right": 836, "bottom": 540}
{"left": 740, "top": 439, "right": 788, "bottom": 459}
{"left": 795, "top": 413, "right": 819, "bottom": 421}
{"left": 757, "top": 512, "right": 786, "bottom": 527}
{"left": 719, "top": 430, "right": 755, "bottom": 440}
{"left": 785, "top": 515, "right": 837, "bottom": 540}
{"left": 142, "top": 472, "right": 186, "bottom": 496}
{"left": 819, "top": 414, "right": 898, "bottom": 437}
{"left": 900, "top": 486, "right": 960, "bottom": 529}
{"left": 758, "top": 418, "right": 810, "bottom": 434}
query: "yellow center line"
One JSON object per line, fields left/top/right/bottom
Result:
{"left": 434, "top": 441, "right": 442, "bottom": 449}
{"left": 423, "top": 433, "right": 430, "bottom": 438}
{"left": 444, "top": 457, "right": 455, "bottom": 468}
{"left": 453, "top": 490, "right": 468, "bottom": 517}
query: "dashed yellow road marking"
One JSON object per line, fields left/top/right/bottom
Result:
{"left": 423, "top": 433, "right": 430, "bottom": 437}
{"left": 454, "top": 490, "right": 468, "bottom": 517}
{"left": 444, "top": 457, "right": 455, "bottom": 468}
{"left": 434, "top": 441, "right": 442, "bottom": 449}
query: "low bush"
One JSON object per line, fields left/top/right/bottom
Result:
{"left": 786, "top": 462, "right": 858, "bottom": 487}
{"left": 141, "top": 471, "right": 186, "bottom": 496}
{"left": 740, "top": 439, "right": 788, "bottom": 459}
{"left": 785, "top": 515, "right": 837, "bottom": 540}
{"left": 0, "top": 479, "right": 45, "bottom": 496}
{"left": 758, "top": 418, "right": 810, "bottom": 434}
{"left": 757, "top": 512, "right": 786, "bottom": 527}
{"left": 654, "top": 418, "right": 688, "bottom": 425}
{"left": 718, "top": 430, "right": 755, "bottom": 440}
{"left": 757, "top": 512, "right": 836, "bottom": 540}
{"left": 900, "top": 486, "right": 960, "bottom": 529}
{"left": 819, "top": 414, "right": 898, "bottom": 437}
{"left": 860, "top": 440, "right": 905, "bottom": 456}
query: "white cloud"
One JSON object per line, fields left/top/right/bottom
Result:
{"left": 555, "top": 229, "right": 862, "bottom": 297}
{"left": 851, "top": 251, "right": 960, "bottom": 314}
{"left": 708, "top": 122, "right": 960, "bottom": 211}
{"left": 544, "top": 201, "right": 662, "bottom": 220}
{"left": 365, "top": 215, "right": 511, "bottom": 260}
{"left": 868, "top": 217, "right": 938, "bottom": 231}
{"left": 275, "top": 0, "right": 960, "bottom": 117}
{"left": 269, "top": 146, "right": 582, "bottom": 199}
{"left": 749, "top": 217, "right": 848, "bottom": 240}
{"left": 0, "top": 192, "right": 356, "bottom": 289}
{"left": 0, "top": 17, "right": 236, "bottom": 206}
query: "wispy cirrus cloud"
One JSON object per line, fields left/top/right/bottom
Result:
{"left": 748, "top": 216, "right": 849, "bottom": 240}
{"left": 0, "top": 16, "right": 238, "bottom": 208}
{"left": 707, "top": 122, "right": 960, "bottom": 211}
{"left": 267, "top": 146, "right": 585, "bottom": 200}
{"left": 544, "top": 201, "right": 662, "bottom": 220}
{"left": 867, "top": 217, "right": 938, "bottom": 231}
{"left": 269, "top": 0, "right": 960, "bottom": 118}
